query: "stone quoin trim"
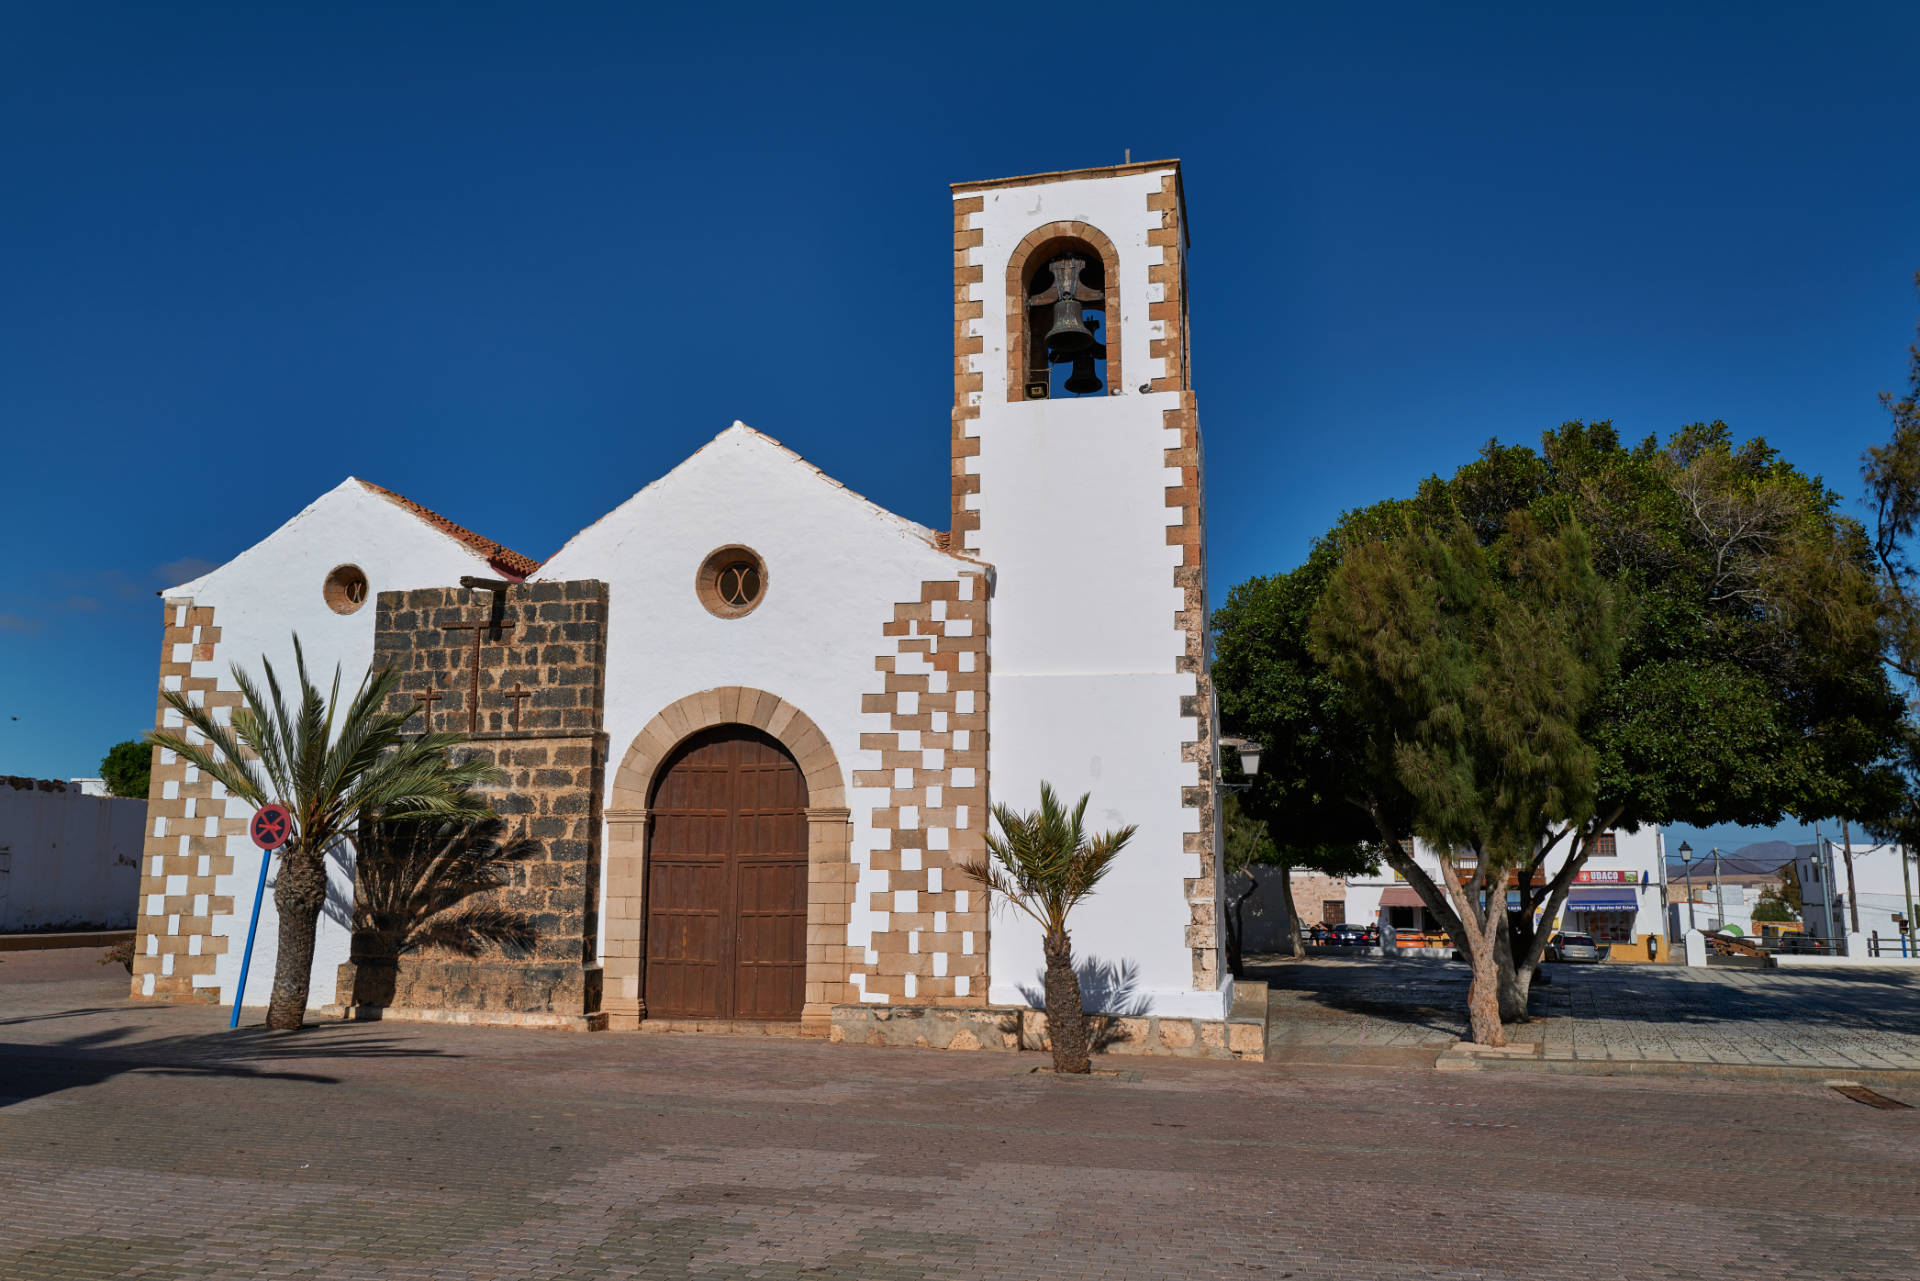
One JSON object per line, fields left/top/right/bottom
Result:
{"left": 603, "top": 689, "right": 851, "bottom": 1034}
{"left": 852, "top": 572, "right": 991, "bottom": 1006}
{"left": 950, "top": 194, "right": 985, "bottom": 550}
{"left": 131, "top": 600, "right": 245, "bottom": 1003}
{"left": 1146, "top": 172, "right": 1190, "bottom": 394}
{"left": 1003, "top": 220, "right": 1124, "bottom": 404}
{"left": 1146, "top": 168, "right": 1221, "bottom": 990}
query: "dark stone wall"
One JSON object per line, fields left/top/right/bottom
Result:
{"left": 341, "top": 580, "right": 609, "bottom": 1023}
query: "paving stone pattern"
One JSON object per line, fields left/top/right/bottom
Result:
{"left": 5, "top": 949, "right": 1919, "bottom": 1280}
{"left": 1258, "top": 955, "right": 1920, "bottom": 1071}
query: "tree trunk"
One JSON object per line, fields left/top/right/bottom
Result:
{"left": 1276, "top": 859, "right": 1305, "bottom": 958}
{"left": 1494, "top": 916, "right": 1533, "bottom": 1022}
{"left": 1464, "top": 921, "right": 1507, "bottom": 1047}
{"left": 265, "top": 847, "right": 327, "bottom": 1031}
{"left": 1042, "top": 928, "right": 1090, "bottom": 1074}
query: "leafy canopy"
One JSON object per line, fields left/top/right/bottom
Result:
{"left": 1311, "top": 509, "right": 1618, "bottom": 882}
{"left": 98, "top": 739, "right": 151, "bottom": 800}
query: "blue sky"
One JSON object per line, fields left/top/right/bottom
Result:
{"left": 3, "top": 3, "right": 1916, "bottom": 855}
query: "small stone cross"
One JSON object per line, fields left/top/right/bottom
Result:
{"left": 506, "top": 683, "right": 533, "bottom": 731}
{"left": 411, "top": 688, "right": 446, "bottom": 729}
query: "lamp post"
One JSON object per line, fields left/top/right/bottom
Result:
{"left": 1679, "top": 841, "right": 1696, "bottom": 933}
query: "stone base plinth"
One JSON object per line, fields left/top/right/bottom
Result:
{"left": 320, "top": 1002, "right": 606, "bottom": 1031}
{"left": 829, "top": 983, "right": 1267, "bottom": 1062}
{"left": 333, "top": 958, "right": 604, "bottom": 1027}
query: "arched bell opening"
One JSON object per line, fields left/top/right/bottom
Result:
{"left": 1006, "top": 225, "right": 1123, "bottom": 402}
{"left": 1023, "top": 240, "right": 1108, "bottom": 399}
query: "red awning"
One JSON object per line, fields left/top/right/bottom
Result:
{"left": 1379, "top": 887, "right": 1426, "bottom": 908}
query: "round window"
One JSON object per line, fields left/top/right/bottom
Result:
{"left": 696, "top": 545, "right": 767, "bottom": 619}
{"left": 323, "top": 564, "right": 370, "bottom": 615}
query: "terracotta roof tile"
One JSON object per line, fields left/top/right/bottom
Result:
{"left": 353, "top": 479, "right": 540, "bottom": 578}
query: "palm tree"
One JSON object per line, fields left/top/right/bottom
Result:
{"left": 149, "top": 636, "right": 496, "bottom": 1029}
{"left": 960, "top": 782, "right": 1136, "bottom": 1074}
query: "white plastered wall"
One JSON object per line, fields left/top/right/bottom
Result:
{"left": 536, "top": 424, "right": 975, "bottom": 988}
{"left": 149, "top": 481, "right": 502, "bottom": 1008}
{"left": 957, "top": 167, "right": 1223, "bottom": 1018}
{"left": 0, "top": 784, "right": 145, "bottom": 930}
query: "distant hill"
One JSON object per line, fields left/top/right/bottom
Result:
{"left": 1663, "top": 840, "right": 1810, "bottom": 880}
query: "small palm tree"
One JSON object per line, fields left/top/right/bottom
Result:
{"left": 960, "top": 782, "right": 1136, "bottom": 1074}
{"left": 149, "top": 636, "right": 496, "bottom": 1029}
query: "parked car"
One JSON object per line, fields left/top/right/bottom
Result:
{"left": 1329, "top": 923, "right": 1379, "bottom": 947}
{"left": 1546, "top": 932, "right": 1602, "bottom": 963}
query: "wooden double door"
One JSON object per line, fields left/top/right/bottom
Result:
{"left": 645, "top": 725, "right": 808, "bottom": 1021}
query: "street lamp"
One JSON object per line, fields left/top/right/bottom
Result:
{"left": 1220, "top": 738, "right": 1262, "bottom": 792}
{"left": 1679, "top": 841, "right": 1696, "bottom": 933}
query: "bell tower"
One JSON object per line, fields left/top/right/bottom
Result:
{"left": 949, "top": 161, "right": 1224, "bottom": 1017}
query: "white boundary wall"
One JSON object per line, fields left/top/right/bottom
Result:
{"left": 1, "top": 780, "right": 145, "bottom": 931}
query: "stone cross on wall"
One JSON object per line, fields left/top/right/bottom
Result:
{"left": 442, "top": 612, "right": 521, "bottom": 735}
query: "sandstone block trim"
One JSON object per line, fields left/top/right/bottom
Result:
{"left": 132, "top": 599, "right": 245, "bottom": 1004}
{"left": 1145, "top": 171, "right": 1189, "bottom": 394}
{"left": 855, "top": 572, "right": 990, "bottom": 1007}
{"left": 951, "top": 193, "right": 985, "bottom": 550}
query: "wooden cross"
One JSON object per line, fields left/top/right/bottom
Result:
{"left": 411, "top": 687, "right": 446, "bottom": 729}
{"left": 506, "top": 682, "right": 533, "bottom": 732}
{"left": 442, "top": 613, "right": 520, "bottom": 734}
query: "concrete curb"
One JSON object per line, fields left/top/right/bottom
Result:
{"left": 1438, "top": 1044, "right": 1920, "bottom": 1089}
{"left": 0, "top": 930, "right": 133, "bottom": 952}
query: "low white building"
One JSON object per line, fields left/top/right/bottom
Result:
{"left": 1796, "top": 840, "right": 1918, "bottom": 950}
{"left": 1, "top": 776, "right": 146, "bottom": 932}
{"left": 1343, "top": 827, "right": 1667, "bottom": 956}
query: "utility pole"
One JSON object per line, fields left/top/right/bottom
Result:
{"left": 1712, "top": 845, "right": 1724, "bottom": 930}
{"left": 1842, "top": 819, "right": 1861, "bottom": 934}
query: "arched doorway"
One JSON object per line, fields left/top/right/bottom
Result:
{"left": 645, "top": 725, "right": 808, "bottom": 1020}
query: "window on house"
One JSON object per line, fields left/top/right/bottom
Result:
{"left": 1594, "top": 833, "right": 1617, "bottom": 858}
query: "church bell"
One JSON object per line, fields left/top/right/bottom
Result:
{"left": 1029, "top": 255, "right": 1104, "bottom": 359}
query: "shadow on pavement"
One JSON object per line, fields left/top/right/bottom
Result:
{"left": 0, "top": 1020, "right": 461, "bottom": 1108}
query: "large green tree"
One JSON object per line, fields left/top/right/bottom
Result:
{"left": 149, "top": 637, "right": 495, "bottom": 1029}
{"left": 1218, "top": 421, "right": 1903, "bottom": 1043}
{"left": 1311, "top": 511, "right": 1617, "bottom": 1045}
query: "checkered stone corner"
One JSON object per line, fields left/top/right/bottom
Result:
{"left": 132, "top": 599, "right": 245, "bottom": 1003}
{"left": 950, "top": 194, "right": 985, "bottom": 551}
{"left": 854, "top": 572, "right": 990, "bottom": 1006}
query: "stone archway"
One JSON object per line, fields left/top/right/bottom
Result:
{"left": 603, "top": 687, "right": 851, "bottom": 1034}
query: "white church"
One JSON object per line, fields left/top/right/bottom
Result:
{"left": 130, "top": 160, "right": 1259, "bottom": 1058}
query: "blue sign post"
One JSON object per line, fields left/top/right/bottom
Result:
{"left": 231, "top": 803, "right": 291, "bottom": 1030}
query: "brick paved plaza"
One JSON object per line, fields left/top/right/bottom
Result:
{"left": 5, "top": 948, "right": 1919, "bottom": 1280}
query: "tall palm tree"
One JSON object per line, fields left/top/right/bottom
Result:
{"left": 960, "top": 782, "right": 1136, "bottom": 1074}
{"left": 149, "top": 636, "right": 495, "bottom": 1029}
